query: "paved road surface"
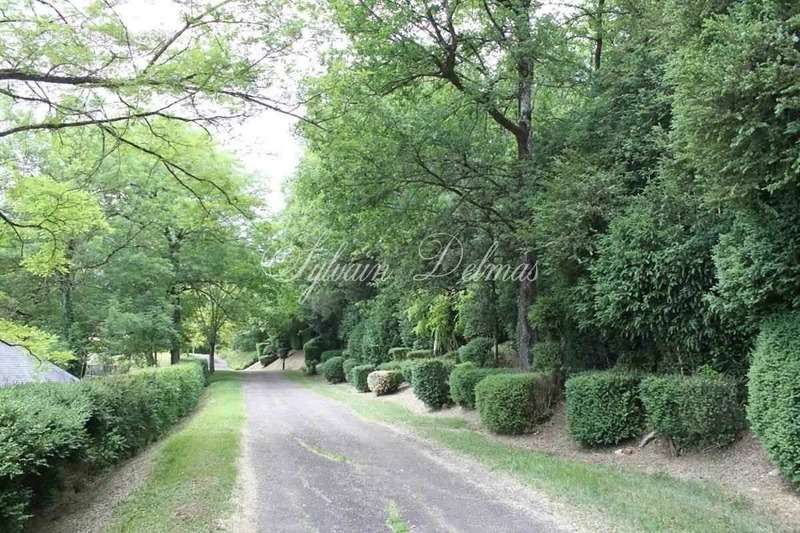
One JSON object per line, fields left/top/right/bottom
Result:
{"left": 240, "top": 371, "right": 568, "bottom": 533}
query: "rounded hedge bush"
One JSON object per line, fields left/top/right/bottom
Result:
{"left": 406, "top": 349, "right": 433, "bottom": 360}
{"left": 367, "top": 370, "right": 403, "bottom": 396}
{"left": 412, "top": 359, "right": 451, "bottom": 409}
{"left": 532, "top": 340, "right": 562, "bottom": 373}
{"left": 388, "top": 347, "right": 411, "bottom": 360}
{"left": 458, "top": 337, "right": 494, "bottom": 367}
{"left": 321, "top": 356, "right": 346, "bottom": 383}
{"left": 350, "top": 364, "right": 375, "bottom": 392}
{"left": 640, "top": 373, "right": 744, "bottom": 450}
{"left": 475, "top": 373, "right": 558, "bottom": 434}
{"left": 342, "top": 359, "right": 359, "bottom": 383}
{"left": 748, "top": 313, "right": 800, "bottom": 484}
{"left": 565, "top": 371, "right": 644, "bottom": 446}
{"left": 303, "top": 337, "right": 326, "bottom": 367}
{"left": 321, "top": 349, "right": 343, "bottom": 363}
{"left": 450, "top": 364, "right": 510, "bottom": 409}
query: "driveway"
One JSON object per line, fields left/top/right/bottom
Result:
{"left": 238, "top": 371, "right": 569, "bottom": 533}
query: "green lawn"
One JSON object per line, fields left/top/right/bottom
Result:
{"left": 288, "top": 372, "right": 783, "bottom": 533}
{"left": 107, "top": 371, "right": 245, "bottom": 533}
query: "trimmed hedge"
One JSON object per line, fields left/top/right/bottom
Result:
{"left": 475, "top": 373, "right": 558, "bottom": 434}
{"left": 321, "top": 349, "right": 343, "bottom": 363}
{"left": 532, "top": 340, "right": 562, "bottom": 373}
{"left": 350, "top": 365, "right": 375, "bottom": 392}
{"left": 449, "top": 364, "right": 510, "bottom": 409}
{"left": 303, "top": 337, "right": 327, "bottom": 367}
{"left": 412, "top": 359, "right": 451, "bottom": 409}
{"left": 565, "top": 371, "right": 644, "bottom": 446}
{"left": 388, "top": 347, "right": 411, "bottom": 361}
{"left": 321, "top": 356, "right": 346, "bottom": 383}
{"left": 458, "top": 337, "right": 494, "bottom": 367}
{"left": 0, "top": 362, "right": 206, "bottom": 532}
{"left": 367, "top": 370, "right": 403, "bottom": 396}
{"left": 749, "top": 313, "right": 800, "bottom": 484}
{"left": 406, "top": 349, "right": 433, "bottom": 360}
{"left": 640, "top": 373, "right": 744, "bottom": 450}
{"left": 342, "top": 359, "right": 359, "bottom": 383}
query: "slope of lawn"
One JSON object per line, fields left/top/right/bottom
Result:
{"left": 219, "top": 349, "right": 259, "bottom": 370}
{"left": 288, "top": 372, "right": 783, "bottom": 533}
{"left": 107, "top": 371, "right": 244, "bottom": 533}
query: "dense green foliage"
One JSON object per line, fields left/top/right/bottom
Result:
{"left": 321, "top": 350, "right": 344, "bottom": 363}
{"left": 475, "top": 373, "right": 558, "bottom": 435}
{"left": 411, "top": 359, "right": 453, "bottom": 409}
{"left": 748, "top": 313, "right": 800, "bottom": 484}
{"left": 640, "top": 374, "right": 744, "bottom": 451}
{"left": 350, "top": 365, "right": 375, "bottom": 393}
{"left": 366, "top": 370, "right": 403, "bottom": 396}
{"left": 321, "top": 356, "right": 346, "bottom": 384}
{"left": 565, "top": 372, "right": 645, "bottom": 446}
{"left": 449, "top": 364, "right": 510, "bottom": 409}
{"left": 457, "top": 337, "right": 494, "bottom": 367}
{"left": 0, "top": 362, "right": 206, "bottom": 532}
{"left": 343, "top": 359, "right": 359, "bottom": 383}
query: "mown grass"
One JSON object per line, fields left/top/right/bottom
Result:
{"left": 107, "top": 371, "right": 244, "bottom": 533}
{"left": 288, "top": 372, "right": 783, "bottom": 533}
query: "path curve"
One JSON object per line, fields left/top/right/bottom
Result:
{"left": 238, "top": 371, "right": 570, "bottom": 533}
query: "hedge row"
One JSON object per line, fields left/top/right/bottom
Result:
{"left": 0, "top": 362, "right": 207, "bottom": 532}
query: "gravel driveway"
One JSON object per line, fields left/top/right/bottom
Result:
{"left": 238, "top": 371, "right": 570, "bottom": 533}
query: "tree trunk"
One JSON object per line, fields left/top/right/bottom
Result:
{"left": 166, "top": 229, "right": 183, "bottom": 365}
{"left": 593, "top": 0, "right": 605, "bottom": 71}
{"left": 208, "top": 341, "right": 216, "bottom": 374}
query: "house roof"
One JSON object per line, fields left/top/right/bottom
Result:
{"left": 0, "top": 340, "right": 79, "bottom": 386}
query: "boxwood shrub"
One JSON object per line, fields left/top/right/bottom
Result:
{"left": 565, "top": 371, "right": 644, "bottom": 446}
{"left": 321, "top": 356, "right": 346, "bottom": 383}
{"left": 406, "top": 349, "right": 433, "bottom": 360}
{"left": 321, "top": 349, "right": 343, "bottom": 363}
{"left": 532, "top": 340, "right": 562, "bottom": 373}
{"left": 388, "top": 347, "right": 411, "bottom": 361}
{"left": 342, "top": 359, "right": 359, "bottom": 383}
{"left": 748, "top": 313, "right": 800, "bottom": 484}
{"left": 411, "top": 359, "right": 451, "bottom": 409}
{"left": 303, "top": 337, "right": 327, "bottom": 367}
{"left": 475, "top": 373, "right": 558, "bottom": 434}
{"left": 640, "top": 373, "right": 744, "bottom": 451}
{"left": 367, "top": 370, "right": 403, "bottom": 396}
{"left": 350, "top": 364, "right": 375, "bottom": 392}
{"left": 457, "top": 337, "right": 494, "bottom": 367}
{"left": 450, "top": 364, "right": 510, "bottom": 409}
{"left": 0, "top": 362, "right": 206, "bottom": 532}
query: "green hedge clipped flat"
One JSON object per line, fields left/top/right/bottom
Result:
{"left": 367, "top": 370, "right": 403, "bottom": 396}
{"left": 458, "top": 337, "right": 494, "bottom": 367}
{"left": 532, "top": 340, "right": 562, "bottom": 373}
{"left": 0, "top": 362, "right": 206, "bottom": 532}
{"left": 475, "top": 373, "right": 558, "bottom": 434}
{"left": 412, "top": 359, "right": 451, "bottom": 409}
{"left": 640, "top": 373, "right": 744, "bottom": 451}
{"left": 321, "top": 356, "right": 346, "bottom": 383}
{"left": 321, "top": 349, "right": 343, "bottom": 363}
{"left": 343, "top": 359, "right": 359, "bottom": 383}
{"left": 565, "top": 371, "right": 644, "bottom": 446}
{"left": 748, "top": 313, "right": 800, "bottom": 484}
{"left": 388, "top": 347, "right": 411, "bottom": 361}
{"left": 350, "top": 365, "right": 375, "bottom": 392}
{"left": 406, "top": 349, "right": 432, "bottom": 360}
{"left": 450, "top": 364, "right": 510, "bottom": 409}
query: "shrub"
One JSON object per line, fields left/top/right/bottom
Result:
{"left": 321, "top": 349, "right": 343, "bottom": 363}
{"left": 475, "top": 373, "right": 558, "bottom": 434}
{"left": 388, "top": 347, "right": 411, "bottom": 360}
{"left": 321, "top": 356, "right": 346, "bottom": 383}
{"left": 532, "top": 340, "right": 562, "bottom": 373}
{"left": 0, "top": 363, "right": 206, "bottom": 532}
{"left": 367, "top": 371, "right": 403, "bottom": 396}
{"left": 406, "top": 349, "right": 432, "bottom": 360}
{"left": 303, "top": 337, "right": 326, "bottom": 367}
{"left": 639, "top": 373, "right": 744, "bottom": 450}
{"left": 302, "top": 362, "right": 317, "bottom": 375}
{"left": 458, "top": 337, "right": 494, "bottom": 367}
{"left": 565, "top": 371, "right": 645, "bottom": 446}
{"left": 449, "top": 364, "right": 510, "bottom": 409}
{"left": 350, "top": 365, "right": 375, "bottom": 392}
{"left": 259, "top": 355, "right": 278, "bottom": 367}
{"left": 412, "top": 359, "right": 451, "bottom": 409}
{"left": 377, "top": 361, "right": 404, "bottom": 380}
{"left": 748, "top": 313, "right": 800, "bottom": 484}
{"left": 343, "top": 359, "right": 359, "bottom": 383}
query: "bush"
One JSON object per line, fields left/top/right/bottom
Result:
{"left": 388, "top": 347, "right": 411, "bottom": 360}
{"left": 367, "top": 370, "right": 403, "bottom": 396}
{"left": 748, "top": 313, "right": 800, "bottom": 484}
{"left": 475, "top": 373, "right": 558, "bottom": 434}
{"left": 412, "top": 359, "right": 451, "bottom": 409}
{"left": 449, "top": 364, "right": 510, "bottom": 409}
{"left": 343, "top": 359, "right": 359, "bottom": 383}
{"left": 0, "top": 362, "right": 206, "bottom": 532}
{"left": 532, "top": 340, "right": 562, "bottom": 373}
{"left": 302, "top": 362, "right": 317, "bottom": 375}
{"left": 639, "top": 373, "right": 744, "bottom": 450}
{"left": 303, "top": 337, "right": 326, "bottom": 367}
{"left": 350, "top": 365, "right": 374, "bottom": 392}
{"left": 321, "top": 356, "right": 346, "bottom": 383}
{"left": 565, "top": 371, "right": 645, "bottom": 446}
{"left": 458, "top": 337, "right": 494, "bottom": 367}
{"left": 321, "top": 349, "right": 343, "bottom": 363}
{"left": 259, "top": 355, "right": 278, "bottom": 367}
{"left": 406, "top": 349, "right": 432, "bottom": 360}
